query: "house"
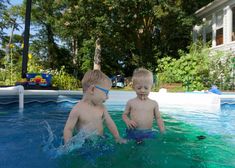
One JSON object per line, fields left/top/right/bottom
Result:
{"left": 193, "top": 0, "right": 235, "bottom": 53}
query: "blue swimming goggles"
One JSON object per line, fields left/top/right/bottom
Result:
{"left": 95, "top": 85, "right": 109, "bottom": 96}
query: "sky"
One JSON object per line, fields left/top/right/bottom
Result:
{"left": 3, "top": 0, "right": 62, "bottom": 47}
{"left": 4, "top": 0, "right": 29, "bottom": 36}
{"left": 9, "top": 0, "right": 23, "bottom": 6}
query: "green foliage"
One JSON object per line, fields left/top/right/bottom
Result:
{"left": 0, "top": 42, "right": 23, "bottom": 85}
{"left": 27, "top": 55, "right": 44, "bottom": 73}
{"left": 207, "top": 50, "right": 234, "bottom": 90}
{"left": 0, "top": 51, "right": 81, "bottom": 90}
{"left": 51, "top": 66, "right": 81, "bottom": 90}
{"left": 15, "top": 0, "right": 212, "bottom": 76}
{"left": 1, "top": 0, "right": 216, "bottom": 84}
{"left": 79, "top": 39, "right": 95, "bottom": 74}
{"left": 0, "top": 55, "right": 22, "bottom": 86}
{"left": 0, "top": 0, "right": 9, "bottom": 38}
{"left": 28, "top": 58, "right": 81, "bottom": 90}
{"left": 157, "top": 42, "right": 234, "bottom": 91}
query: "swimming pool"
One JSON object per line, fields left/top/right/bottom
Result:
{"left": 0, "top": 91, "right": 234, "bottom": 168}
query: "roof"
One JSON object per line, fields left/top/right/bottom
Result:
{"left": 195, "top": 0, "right": 231, "bottom": 17}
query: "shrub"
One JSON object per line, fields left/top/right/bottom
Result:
{"left": 156, "top": 42, "right": 234, "bottom": 91}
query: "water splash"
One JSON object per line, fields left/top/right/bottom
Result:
{"left": 56, "top": 130, "right": 99, "bottom": 157}
{"left": 41, "top": 121, "right": 112, "bottom": 160}
{"left": 43, "top": 121, "right": 97, "bottom": 158}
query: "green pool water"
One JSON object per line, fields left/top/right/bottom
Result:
{"left": 57, "top": 112, "right": 235, "bottom": 168}
{"left": 1, "top": 98, "right": 234, "bottom": 168}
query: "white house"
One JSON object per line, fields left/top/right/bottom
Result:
{"left": 193, "top": 0, "right": 235, "bottom": 53}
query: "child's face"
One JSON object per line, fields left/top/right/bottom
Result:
{"left": 133, "top": 78, "right": 152, "bottom": 100}
{"left": 92, "top": 82, "right": 111, "bottom": 105}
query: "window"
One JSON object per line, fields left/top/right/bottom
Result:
{"left": 216, "top": 11, "right": 223, "bottom": 29}
{"left": 232, "top": 6, "right": 235, "bottom": 41}
{"left": 216, "top": 28, "right": 223, "bottom": 45}
{"left": 205, "top": 16, "right": 212, "bottom": 46}
{"left": 216, "top": 11, "right": 223, "bottom": 45}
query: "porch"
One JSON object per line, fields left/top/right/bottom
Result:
{"left": 193, "top": 0, "right": 235, "bottom": 53}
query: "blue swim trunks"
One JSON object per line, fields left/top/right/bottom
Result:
{"left": 126, "top": 129, "right": 157, "bottom": 142}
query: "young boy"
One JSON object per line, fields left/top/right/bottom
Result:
{"left": 122, "top": 68, "right": 165, "bottom": 143}
{"left": 63, "top": 69, "right": 126, "bottom": 144}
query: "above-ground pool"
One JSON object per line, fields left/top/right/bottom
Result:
{"left": 0, "top": 91, "right": 234, "bottom": 168}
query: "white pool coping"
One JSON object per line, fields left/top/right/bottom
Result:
{"left": 149, "top": 92, "right": 221, "bottom": 112}
{"left": 0, "top": 86, "right": 82, "bottom": 96}
{"left": 149, "top": 92, "right": 221, "bottom": 106}
{"left": 0, "top": 86, "right": 234, "bottom": 111}
{"left": 219, "top": 94, "right": 235, "bottom": 99}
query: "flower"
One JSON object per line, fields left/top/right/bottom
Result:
{"left": 28, "top": 53, "right": 32, "bottom": 59}
{"left": 9, "top": 44, "right": 14, "bottom": 48}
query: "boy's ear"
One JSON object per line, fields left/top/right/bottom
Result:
{"left": 88, "top": 85, "right": 95, "bottom": 94}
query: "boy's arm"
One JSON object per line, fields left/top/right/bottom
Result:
{"left": 154, "top": 102, "right": 165, "bottom": 133}
{"left": 122, "top": 101, "right": 137, "bottom": 129}
{"left": 63, "top": 104, "right": 80, "bottom": 144}
{"left": 103, "top": 109, "right": 126, "bottom": 144}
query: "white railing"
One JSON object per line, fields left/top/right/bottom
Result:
{"left": 211, "top": 41, "right": 235, "bottom": 53}
{"left": 0, "top": 85, "right": 24, "bottom": 109}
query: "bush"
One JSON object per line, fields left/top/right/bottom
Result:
{"left": 0, "top": 53, "right": 81, "bottom": 90}
{"left": 156, "top": 42, "right": 234, "bottom": 91}
{"left": 50, "top": 66, "right": 81, "bottom": 90}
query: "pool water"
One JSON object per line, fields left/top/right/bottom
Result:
{"left": 0, "top": 94, "right": 235, "bottom": 168}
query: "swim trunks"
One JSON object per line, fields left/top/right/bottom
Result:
{"left": 126, "top": 129, "right": 157, "bottom": 142}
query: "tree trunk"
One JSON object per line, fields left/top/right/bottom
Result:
{"left": 93, "top": 38, "right": 101, "bottom": 70}
{"left": 72, "top": 37, "right": 78, "bottom": 65}
{"left": 46, "top": 24, "right": 58, "bottom": 68}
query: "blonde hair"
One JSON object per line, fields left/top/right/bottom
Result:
{"left": 82, "top": 69, "right": 111, "bottom": 92}
{"left": 132, "top": 68, "right": 153, "bottom": 86}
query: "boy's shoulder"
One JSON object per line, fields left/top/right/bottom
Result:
{"left": 146, "top": 98, "right": 159, "bottom": 107}
{"left": 74, "top": 100, "right": 83, "bottom": 107}
{"left": 127, "top": 97, "right": 138, "bottom": 104}
{"left": 70, "top": 101, "right": 82, "bottom": 112}
{"left": 72, "top": 100, "right": 89, "bottom": 111}
{"left": 77, "top": 100, "right": 106, "bottom": 109}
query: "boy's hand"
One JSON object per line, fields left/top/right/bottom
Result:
{"left": 126, "top": 120, "right": 137, "bottom": 129}
{"left": 115, "top": 137, "right": 127, "bottom": 144}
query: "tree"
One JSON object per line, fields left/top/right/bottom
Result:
{"left": 6, "top": 0, "right": 215, "bottom": 79}
{"left": 0, "top": 1, "right": 23, "bottom": 67}
{"left": 156, "top": 0, "right": 213, "bottom": 58}
{"left": 0, "top": 0, "right": 9, "bottom": 39}
{"left": 0, "top": 0, "right": 20, "bottom": 51}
